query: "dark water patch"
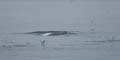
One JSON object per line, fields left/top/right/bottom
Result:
{"left": 85, "top": 39, "right": 120, "bottom": 44}
{"left": 0, "top": 44, "right": 31, "bottom": 48}
{"left": 84, "top": 43, "right": 102, "bottom": 45}
{"left": 105, "top": 39, "right": 120, "bottom": 43}
{"left": 46, "top": 47, "right": 82, "bottom": 51}
{"left": 12, "top": 44, "right": 28, "bottom": 47}
{"left": 86, "top": 40, "right": 107, "bottom": 43}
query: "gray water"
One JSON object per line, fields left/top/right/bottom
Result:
{"left": 0, "top": 32, "right": 120, "bottom": 60}
{"left": 0, "top": 0, "right": 120, "bottom": 60}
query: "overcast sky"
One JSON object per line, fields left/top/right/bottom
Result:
{"left": 0, "top": 0, "right": 120, "bottom": 33}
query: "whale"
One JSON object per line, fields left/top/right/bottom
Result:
{"left": 23, "top": 31, "right": 77, "bottom": 36}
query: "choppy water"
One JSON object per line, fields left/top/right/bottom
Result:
{"left": 0, "top": 32, "right": 120, "bottom": 60}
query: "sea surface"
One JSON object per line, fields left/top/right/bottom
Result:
{"left": 0, "top": 1, "right": 120, "bottom": 60}
{"left": 0, "top": 32, "right": 120, "bottom": 60}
